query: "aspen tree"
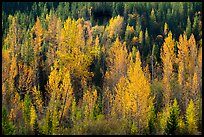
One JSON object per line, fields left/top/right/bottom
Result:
{"left": 82, "top": 89, "right": 98, "bottom": 122}
{"left": 177, "top": 33, "right": 190, "bottom": 111}
{"left": 31, "top": 16, "right": 44, "bottom": 87}
{"left": 112, "top": 76, "right": 128, "bottom": 119}
{"left": 104, "top": 37, "right": 128, "bottom": 92}
{"left": 160, "top": 31, "right": 175, "bottom": 106}
{"left": 197, "top": 47, "right": 202, "bottom": 93}
{"left": 30, "top": 104, "right": 37, "bottom": 131}
{"left": 188, "top": 34, "right": 197, "bottom": 81}
{"left": 127, "top": 51, "right": 152, "bottom": 133}
{"left": 186, "top": 99, "right": 198, "bottom": 134}
{"left": 163, "top": 22, "right": 168, "bottom": 37}
{"left": 32, "top": 86, "right": 43, "bottom": 115}
{"left": 105, "top": 15, "right": 124, "bottom": 39}
{"left": 59, "top": 71, "right": 74, "bottom": 121}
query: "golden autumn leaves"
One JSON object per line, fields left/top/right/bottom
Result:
{"left": 2, "top": 13, "right": 202, "bottom": 135}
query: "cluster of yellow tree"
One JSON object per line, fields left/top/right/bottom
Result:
{"left": 2, "top": 14, "right": 202, "bottom": 135}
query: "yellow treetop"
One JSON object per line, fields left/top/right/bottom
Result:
{"left": 34, "top": 17, "right": 43, "bottom": 54}
{"left": 106, "top": 15, "right": 124, "bottom": 39}
{"left": 105, "top": 37, "right": 128, "bottom": 92}
{"left": 30, "top": 104, "right": 37, "bottom": 130}
{"left": 160, "top": 31, "right": 175, "bottom": 105}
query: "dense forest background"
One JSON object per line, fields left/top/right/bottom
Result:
{"left": 2, "top": 2, "right": 202, "bottom": 135}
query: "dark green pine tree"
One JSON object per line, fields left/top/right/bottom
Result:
{"left": 2, "top": 105, "right": 16, "bottom": 135}
{"left": 33, "top": 118, "right": 40, "bottom": 135}
{"left": 165, "top": 99, "right": 180, "bottom": 135}
{"left": 186, "top": 16, "right": 192, "bottom": 39}
{"left": 192, "top": 14, "right": 199, "bottom": 41}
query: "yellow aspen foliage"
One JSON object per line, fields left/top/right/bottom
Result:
{"left": 6, "top": 56, "right": 17, "bottom": 101}
{"left": 46, "top": 14, "right": 62, "bottom": 74}
{"left": 158, "top": 104, "right": 171, "bottom": 134}
{"left": 4, "top": 15, "right": 18, "bottom": 54}
{"left": 144, "top": 64, "right": 151, "bottom": 83}
{"left": 47, "top": 62, "right": 74, "bottom": 122}
{"left": 103, "top": 87, "right": 114, "bottom": 117}
{"left": 112, "top": 76, "right": 128, "bottom": 119}
{"left": 34, "top": 17, "right": 43, "bottom": 54}
{"left": 177, "top": 33, "right": 189, "bottom": 72}
{"left": 105, "top": 15, "right": 124, "bottom": 39}
{"left": 197, "top": 47, "right": 202, "bottom": 92}
{"left": 126, "top": 51, "right": 152, "bottom": 132}
{"left": 186, "top": 99, "right": 198, "bottom": 134}
{"left": 160, "top": 31, "right": 175, "bottom": 106}
{"left": 82, "top": 89, "right": 98, "bottom": 121}
{"left": 188, "top": 34, "right": 197, "bottom": 81}
{"left": 30, "top": 105, "right": 37, "bottom": 130}
{"left": 139, "top": 30, "right": 143, "bottom": 45}
{"left": 10, "top": 56, "right": 18, "bottom": 80}
{"left": 58, "top": 17, "right": 93, "bottom": 79}
{"left": 59, "top": 71, "right": 74, "bottom": 119}
{"left": 3, "top": 55, "right": 18, "bottom": 110}
{"left": 47, "top": 63, "right": 61, "bottom": 96}
{"left": 90, "top": 35, "right": 100, "bottom": 59}
{"left": 163, "top": 22, "right": 168, "bottom": 36}
{"left": 2, "top": 49, "right": 10, "bottom": 83}
{"left": 2, "top": 83, "right": 7, "bottom": 104}
{"left": 104, "top": 37, "right": 128, "bottom": 92}
{"left": 17, "top": 62, "right": 33, "bottom": 93}
{"left": 177, "top": 33, "right": 190, "bottom": 111}
{"left": 32, "top": 86, "right": 43, "bottom": 114}
{"left": 177, "top": 32, "right": 201, "bottom": 112}
{"left": 191, "top": 71, "right": 199, "bottom": 101}
{"left": 2, "top": 49, "right": 12, "bottom": 104}
{"left": 178, "top": 116, "right": 185, "bottom": 134}
{"left": 197, "top": 47, "right": 202, "bottom": 71}
{"left": 125, "top": 24, "right": 135, "bottom": 46}
{"left": 132, "top": 36, "right": 139, "bottom": 46}
{"left": 9, "top": 109, "right": 15, "bottom": 123}
{"left": 178, "top": 61, "right": 185, "bottom": 86}
{"left": 131, "top": 121, "right": 138, "bottom": 135}
{"left": 126, "top": 24, "right": 134, "bottom": 34}
{"left": 8, "top": 91, "right": 23, "bottom": 128}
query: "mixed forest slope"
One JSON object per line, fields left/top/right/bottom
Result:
{"left": 2, "top": 2, "right": 202, "bottom": 135}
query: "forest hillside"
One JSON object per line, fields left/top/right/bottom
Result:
{"left": 2, "top": 2, "right": 202, "bottom": 135}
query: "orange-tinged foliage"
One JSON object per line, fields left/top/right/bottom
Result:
{"left": 1, "top": 5, "right": 202, "bottom": 135}
{"left": 17, "top": 62, "right": 33, "bottom": 93}
{"left": 32, "top": 86, "right": 43, "bottom": 114}
{"left": 177, "top": 32, "right": 200, "bottom": 111}
{"left": 197, "top": 47, "right": 202, "bottom": 92}
{"left": 112, "top": 51, "right": 152, "bottom": 132}
{"left": 127, "top": 51, "right": 152, "bottom": 131}
{"left": 188, "top": 34, "right": 197, "bottom": 80}
{"left": 191, "top": 71, "right": 199, "bottom": 102}
{"left": 45, "top": 14, "right": 62, "bottom": 74}
{"left": 34, "top": 17, "right": 43, "bottom": 54}
{"left": 160, "top": 31, "right": 175, "bottom": 105}
{"left": 104, "top": 37, "right": 129, "bottom": 92}
{"left": 59, "top": 71, "right": 74, "bottom": 119}
{"left": 105, "top": 15, "right": 124, "bottom": 39}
